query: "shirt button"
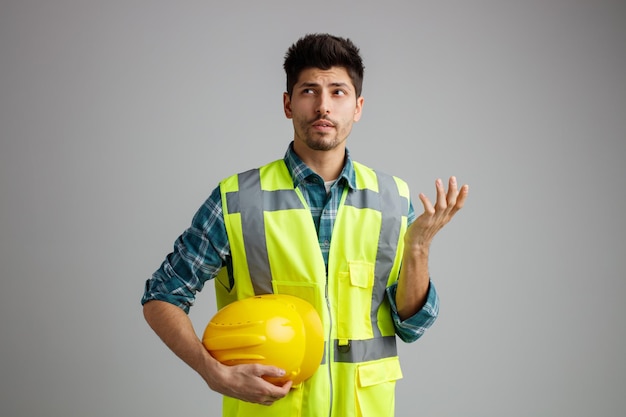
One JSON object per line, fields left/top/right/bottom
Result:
{"left": 323, "top": 240, "right": 330, "bottom": 247}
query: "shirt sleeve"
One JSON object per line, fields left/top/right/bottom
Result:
{"left": 141, "top": 186, "right": 229, "bottom": 313}
{"left": 386, "top": 280, "right": 439, "bottom": 343}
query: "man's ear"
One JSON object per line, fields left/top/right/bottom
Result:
{"left": 283, "top": 92, "right": 293, "bottom": 119}
{"left": 353, "top": 96, "right": 364, "bottom": 122}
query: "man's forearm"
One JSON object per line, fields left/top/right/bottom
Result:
{"left": 396, "top": 176, "right": 468, "bottom": 320}
{"left": 395, "top": 245, "right": 431, "bottom": 321}
{"left": 143, "top": 299, "right": 295, "bottom": 404}
{"left": 143, "top": 300, "right": 219, "bottom": 385}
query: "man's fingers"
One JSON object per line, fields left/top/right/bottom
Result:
{"left": 230, "top": 364, "right": 293, "bottom": 404}
{"left": 259, "top": 376, "right": 292, "bottom": 405}
{"left": 418, "top": 192, "right": 435, "bottom": 215}
{"left": 457, "top": 184, "right": 469, "bottom": 207}
{"left": 255, "top": 365, "right": 286, "bottom": 378}
{"left": 420, "top": 177, "right": 469, "bottom": 218}
{"left": 446, "top": 176, "right": 458, "bottom": 207}
{"left": 450, "top": 184, "right": 469, "bottom": 214}
{"left": 279, "top": 380, "right": 293, "bottom": 392}
{"left": 256, "top": 365, "right": 292, "bottom": 391}
{"left": 435, "top": 179, "right": 447, "bottom": 210}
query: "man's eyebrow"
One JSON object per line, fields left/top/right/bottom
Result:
{"left": 329, "top": 82, "right": 351, "bottom": 89}
{"left": 298, "top": 81, "right": 352, "bottom": 89}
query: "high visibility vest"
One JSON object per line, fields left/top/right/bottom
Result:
{"left": 215, "top": 159, "right": 410, "bottom": 417}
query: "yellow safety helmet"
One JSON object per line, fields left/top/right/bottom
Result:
{"left": 202, "top": 294, "right": 324, "bottom": 385}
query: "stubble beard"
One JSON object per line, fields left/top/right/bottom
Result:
{"left": 303, "top": 134, "right": 343, "bottom": 151}
{"left": 296, "top": 119, "right": 347, "bottom": 152}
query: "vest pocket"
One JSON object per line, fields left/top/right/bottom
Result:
{"left": 355, "top": 356, "right": 403, "bottom": 417}
{"left": 337, "top": 261, "right": 375, "bottom": 340}
{"left": 272, "top": 281, "right": 321, "bottom": 313}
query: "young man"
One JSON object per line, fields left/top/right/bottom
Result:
{"left": 142, "top": 33, "right": 468, "bottom": 417}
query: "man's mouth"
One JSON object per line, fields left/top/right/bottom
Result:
{"left": 312, "top": 119, "right": 335, "bottom": 128}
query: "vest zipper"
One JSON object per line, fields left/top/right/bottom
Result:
{"left": 324, "top": 277, "right": 333, "bottom": 417}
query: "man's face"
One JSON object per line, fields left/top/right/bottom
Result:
{"left": 283, "top": 66, "right": 364, "bottom": 152}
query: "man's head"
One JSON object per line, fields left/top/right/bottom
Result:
{"left": 283, "top": 33, "right": 364, "bottom": 99}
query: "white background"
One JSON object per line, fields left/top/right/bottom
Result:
{"left": 1, "top": 1, "right": 625, "bottom": 416}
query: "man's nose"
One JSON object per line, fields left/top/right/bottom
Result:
{"left": 316, "top": 93, "right": 331, "bottom": 114}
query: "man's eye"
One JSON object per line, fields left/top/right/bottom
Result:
{"left": 334, "top": 90, "right": 346, "bottom": 96}
{"left": 303, "top": 89, "right": 315, "bottom": 94}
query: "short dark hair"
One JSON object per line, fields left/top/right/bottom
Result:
{"left": 283, "top": 33, "right": 364, "bottom": 98}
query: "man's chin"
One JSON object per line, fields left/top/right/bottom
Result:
{"left": 304, "top": 136, "right": 344, "bottom": 152}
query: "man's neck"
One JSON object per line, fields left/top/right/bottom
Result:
{"left": 292, "top": 142, "right": 345, "bottom": 181}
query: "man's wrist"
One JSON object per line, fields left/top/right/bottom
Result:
{"left": 404, "top": 243, "right": 430, "bottom": 258}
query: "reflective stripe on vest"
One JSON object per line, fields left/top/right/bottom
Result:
{"left": 344, "top": 173, "right": 408, "bottom": 339}
{"left": 222, "top": 161, "right": 408, "bottom": 363}
{"left": 333, "top": 336, "right": 397, "bottom": 363}
{"left": 224, "top": 168, "right": 305, "bottom": 295}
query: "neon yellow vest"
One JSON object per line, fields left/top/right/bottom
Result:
{"left": 216, "top": 159, "right": 410, "bottom": 417}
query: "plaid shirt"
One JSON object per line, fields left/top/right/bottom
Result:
{"left": 142, "top": 143, "right": 439, "bottom": 342}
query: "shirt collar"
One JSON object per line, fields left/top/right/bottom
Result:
{"left": 284, "top": 141, "right": 356, "bottom": 190}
